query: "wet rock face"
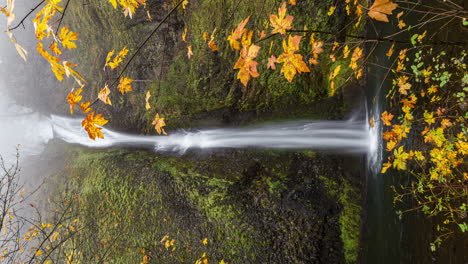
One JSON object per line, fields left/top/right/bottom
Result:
{"left": 223, "top": 153, "right": 347, "bottom": 263}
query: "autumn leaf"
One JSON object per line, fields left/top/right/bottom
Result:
{"left": 277, "top": 35, "right": 310, "bottom": 82}
{"left": 182, "top": 0, "right": 189, "bottom": 9}
{"left": 309, "top": 33, "right": 324, "bottom": 65}
{"left": 395, "top": 75, "right": 411, "bottom": 95}
{"left": 386, "top": 140, "right": 397, "bottom": 151}
{"left": 368, "top": 0, "right": 398, "bottom": 22}
{"left": 145, "top": 91, "right": 151, "bottom": 110}
{"left": 381, "top": 161, "right": 392, "bottom": 173}
{"left": 386, "top": 42, "right": 395, "bottom": 57}
{"left": 227, "top": 16, "right": 250, "bottom": 50}
{"left": 233, "top": 42, "right": 261, "bottom": 87}
{"left": 80, "top": 101, "right": 92, "bottom": 113}
{"left": 289, "top": 0, "right": 296, "bottom": 5}
{"left": 49, "top": 42, "right": 62, "bottom": 55}
{"left": 381, "top": 111, "right": 394, "bottom": 126}
{"left": 369, "top": 117, "right": 375, "bottom": 128}
{"left": 267, "top": 55, "right": 277, "bottom": 70}
{"left": 187, "top": 45, "right": 193, "bottom": 59}
{"left": 208, "top": 28, "right": 218, "bottom": 51}
{"left": 66, "top": 88, "right": 82, "bottom": 115}
{"left": 342, "top": 45, "right": 350, "bottom": 58}
{"left": 107, "top": 47, "right": 129, "bottom": 69}
{"left": 424, "top": 111, "right": 435, "bottom": 125}
{"left": 349, "top": 47, "right": 362, "bottom": 70}
{"left": 82, "top": 112, "right": 108, "bottom": 140}
{"left": 117, "top": 77, "right": 133, "bottom": 94}
{"left": 329, "top": 65, "right": 341, "bottom": 80}
{"left": 269, "top": 2, "right": 294, "bottom": 35}
{"left": 50, "top": 231, "right": 59, "bottom": 242}
{"left": 152, "top": 113, "right": 168, "bottom": 135}
{"left": 182, "top": 27, "right": 187, "bottom": 42}
{"left": 327, "top": 6, "right": 336, "bottom": 16}
{"left": 98, "top": 85, "right": 112, "bottom": 105}
{"left": 393, "top": 146, "right": 409, "bottom": 170}
{"left": 202, "top": 238, "right": 208, "bottom": 245}
{"left": 59, "top": 26, "right": 78, "bottom": 49}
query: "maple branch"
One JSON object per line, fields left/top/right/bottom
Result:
{"left": 9, "top": 0, "right": 46, "bottom": 31}
{"left": 89, "top": 0, "right": 185, "bottom": 108}
{"left": 55, "top": 0, "right": 72, "bottom": 35}
{"left": 112, "top": 0, "right": 185, "bottom": 87}
{"left": 255, "top": 29, "right": 466, "bottom": 46}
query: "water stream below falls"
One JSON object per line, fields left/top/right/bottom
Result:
{"left": 50, "top": 115, "right": 372, "bottom": 153}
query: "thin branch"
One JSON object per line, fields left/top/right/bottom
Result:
{"left": 9, "top": 0, "right": 46, "bottom": 31}
{"left": 54, "top": 0, "right": 72, "bottom": 35}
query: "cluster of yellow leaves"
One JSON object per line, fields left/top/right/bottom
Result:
{"left": 233, "top": 23, "right": 261, "bottom": 87}
{"left": 277, "top": 35, "right": 309, "bottom": 82}
{"left": 108, "top": 0, "right": 146, "bottom": 18}
{"left": 227, "top": 16, "right": 250, "bottom": 50}
{"left": 309, "top": 33, "right": 324, "bottom": 65}
{"left": 105, "top": 47, "right": 129, "bottom": 69}
{"left": 82, "top": 112, "right": 109, "bottom": 140}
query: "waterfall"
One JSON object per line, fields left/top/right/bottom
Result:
{"left": 50, "top": 115, "right": 371, "bottom": 153}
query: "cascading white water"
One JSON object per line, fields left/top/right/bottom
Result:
{"left": 50, "top": 115, "right": 371, "bottom": 153}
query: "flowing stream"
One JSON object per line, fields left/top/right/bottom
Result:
{"left": 50, "top": 115, "right": 372, "bottom": 153}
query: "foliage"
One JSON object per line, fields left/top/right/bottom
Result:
{"left": 379, "top": 14, "right": 467, "bottom": 249}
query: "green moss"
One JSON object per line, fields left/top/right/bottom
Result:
{"left": 320, "top": 176, "right": 362, "bottom": 263}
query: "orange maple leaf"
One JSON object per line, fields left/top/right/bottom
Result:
{"left": 152, "top": 113, "right": 168, "bottom": 135}
{"left": 368, "top": 0, "right": 398, "bottom": 22}
{"left": 227, "top": 16, "right": 250, "bottom": 50}
{"left": 82, "top": 112, "right": 108, "bottom": 140}
{"left": 117, "top": 77, "right": 133, "bottom": 94}
{"left": 80, "top": 101, "right": 92, "bottom": 113}
{"left": 267, "top": 55, "right": 277, "bottom": 70}
{"left": 98, "top": 85, "right": 112, "bottom": 105}
{"left": 276, "top": 35, "right": 310, "bottom": 82}
{"left": 66, "top": 88, "right": 83, "bottom": 115}
{"left": 269, "top": 2, "right": 294, "bottom": 35}
{"left": 233, "top": 43, "right": 261, "bottom": 87}
{"left": 381, "top": 111, "right": 394, "bottom": 126}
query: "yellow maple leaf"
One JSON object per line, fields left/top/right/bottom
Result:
{"left": 66, "top": 88, "right": 83, "bottom": 115}
{"left": 80, "top": 101, "right": 92, "bottom": 113}
{"left": 380, "top": 111, "right": 394, "bottom": 126}
{"left": 233, "top": 41, "right": 261, "bottom": 87}
{"left": 182, "top": 27, "right": 187, "bottom": 42}
{"left": 152, "top": 113, "right": 168, "bottom": 135}
{"left": 187, "top": 45, "right": 193, "bottom": 59}
{"left": 202, "top": 238, "right": 208, "bottom": 245}
{"left": 269, "top": 2, "right": 294, "bottom": 35}
{"left": 227, "top": 16, "right": 250, "bottom": 50}
{"left": 327, "top": 6, "right": 336, "bottom": 16}
{"left": 59, "top": 26, "right": 78, "bottom": 49}
{"left": 349, "top": 46, "right": 362, "bottom": 70}
{"left": 182, "top": 0, "right": 189, "bottom": 9}
{"left": 145, "top": 91, "right": 151, "bottom": 110}
{"left": 277, "top": 35, "right": 310, "bottom": 83}
{"left": 98, "top": 85, "right": 112, "bottom": 105}
{"left": 49, "top": 42, "right": 62, "bottom": 55}
{"left": 82, "top": 112, "right": 108, "bottom": 140}
{"left": 368, "top": 0, "right": 398, "bottom": 22}
{"left": 329, "top": 65, "right": 341, "bottom": 80}
{"left": 117, "top": 77, "right": 133, "bottom": 94}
